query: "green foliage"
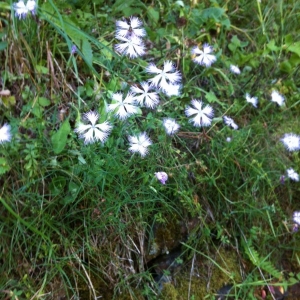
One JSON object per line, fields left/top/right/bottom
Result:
{"left": 51, "top": 119, "right": 71, "bottom": 154}
{"left": 1, "top": 0, "right": 300, "bottom": 298}
{"left": 243, "top": 240, "right": 282, "bottom": 280}
{"left": 0, "top": 157, "right": 10, "bottom": 175}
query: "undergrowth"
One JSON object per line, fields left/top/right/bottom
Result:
{"left": 1, "top": 0, "right": 300, "bottom": 299}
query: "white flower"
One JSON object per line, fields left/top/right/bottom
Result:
{"left": 293, "top": 211, "right": 300, "bottom": 225}
{"left": 223, "top": 116, "right": 238, "bottom": 130}
{"left": 13, "top": 0, "right": 36, "bottom": 19}
{"left": 74, "top": 111, "right": 112, "bottom": 144}
{"left": 226, "top": 137, "right": 232, "bottom": 142}
{"left": 128, "top": 132, "right": 152, "bottom": 157}
{"left": 191, "top": 44, "right": 217, "bottom": 67}
{"left": 163, "top": 118, "right": 180, "bottom": 135}
{"left": 115, "top": 36, "right": 145, "bottom": 59}
{"left": 146, "top": 61, "right": 181, "bottom": 92}
{"left": 280, "top": 133, "right": 300, "bottom": 152}
{"left": 245, "top": 93, "right": 258, "bottom": 108}
{"left": 162, "top": 83, "right": 181, "bottom": 97}
{"left": 116, "top": 16, "right": 146, "bottom": 39}
{"left": 230, "top": 65, "right": 241, "bottom": 74}
{"left": 185, "top": 99, "right": 214, "bottom": 127}
{"left": 271, "top": 90, "right": 285, "bottom": 106}
{"left": 131, "top": 82, "right": 159, "bottom": 108}
{"left": 0, "top": 123, "right": 12, "bottom": 144}
{"left": 107, "top": 92, "right": 138, "bottom": 120}
{"left": 155, "top": 172, "right": 168, "bottom": 184}
{"left": 287, "top": 168, "right": 299, "bottom": 182}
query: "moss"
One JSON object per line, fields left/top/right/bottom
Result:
{"left": 160, "top": 247, "right": 242, "bottom": 299}
{"left": 161, "top": 282, "right": 180, "bottom": 300}
{"left": 146, "top": 217, "right": 183, "bottom": 261}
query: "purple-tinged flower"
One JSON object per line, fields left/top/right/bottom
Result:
{"left": 271, "top": 90, "right": 285, "bottom": 106}
{"left": 287, "top": 168, "right": 299, "bottom": 182}
{"left": 155, "top": 172, "right": 168, "bottom": 184}
{"left": 128, "top": 132, "right": 152, "bottom": 157}
{"left": 74, "top": 111, "right": 112, "bottom": 144}
{"left": 107, "top": 92, "right": 139, "bottom": 120}
{"left": 292, "top": 224, "right": 299, "bottom": 233}
{"left": 230, "top": 65, "right": 241, "bottom": 74}
{"left": 280, "top": 133, "right": 300, "bottom": 152}
{"left": 71, "top": 45, "right": 77, "bottom": 54}
{"left": 279, "top": 175, "right": 285, "bottom": 185}
{"left": 163, "top": 118, "right": 180, "bottom": 135}
{"left": 223, "top": 116, "right": 238, "bottom": 130}
{"left": 185, "top": 99, "right": 214, "bottom": 127}
{"left": 13, "top": 0, "right": 36, "bottom": 19}
{"left": 115, "top": 36, "right": 145, "bottom": 59}
{"left": 146, "top": 61, "right": 181, "bottom": 92}
{"left": 131, "top": 82, "right": 159, "bottom": 108}
{"left": 191, "top": 44, "right": 217, "bottom": 67}
{"left": 245, "top": 93, "right": 258, "bottom": 108}
{"left": 115, "top": 16, "right": 146, "bottom": 39}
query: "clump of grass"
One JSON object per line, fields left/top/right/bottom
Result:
{"left": 1, "top": 0, "right": 300, "bottom": 299}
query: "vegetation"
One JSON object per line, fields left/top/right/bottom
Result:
{"left": 1, "top": 0, "right": 300, "bottom": 299}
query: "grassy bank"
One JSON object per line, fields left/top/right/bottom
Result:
{"left": 1, "top": 0, "right": 300, "bottom": 299}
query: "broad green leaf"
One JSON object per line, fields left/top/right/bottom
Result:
{"left": 112, "top": 0, "right": 134, "bottom": 11}
{"left": 30, "top": 100, "right": 43, "bottom": 118}
{"left": 0, "top": 41, "right": 8, "bottom": 51}
{"left": 79, "top": 38, "right": 93, "bottom": 66}
{"left": 36, "top": 65, "right": 49, "bottom": 74}
{"left": 286, "top": 41, "right": 300, "bottom": 57}
{"left": 38, "top": 97, "right": 51, "bottom": 107}
{"left": 147, "top": 7, "right": 160, "bottom": 24}
{"left": 220, "top": 18, "right": 231, "bottom": 29}
{"left": 267, "top": 40, "right": 280, "bottom": 52}
{"left": 99, "top": 38, "right": 113, "bottom": 61}
{"left": 1, "top": 96, "right": 16, "bottom": 108}
{"left": 205, "top": 91, "right": 227, "bottom": 109}
{"left": 289, "top": 53, "right": 300, "bottom": 67}
{"left": 280, "top": 61, "right": 292, "bottom": 73}
{"left": 284, "top": 34, "right": 293, "bottom": 45}
{"left": 51, "top": 119, "right": 71, "bottom": 154}
{"left": 201, "top": 7, "right": 224, "bottom": 21}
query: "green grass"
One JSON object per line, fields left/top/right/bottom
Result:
{"left": 1, "top": 0, "right": 300, "bottom": 299}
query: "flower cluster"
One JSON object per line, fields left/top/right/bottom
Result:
{"left": 9, "top": 11, "right": 298, "bottom": 190}
{"left": 13, "top": 0, "right": 36, "bottom": 19}
{"left": 115, "top": 17, "right": 146, "bottom": 59}
{"left": 146, "top": 60, "right": 182, "bottom": 97}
